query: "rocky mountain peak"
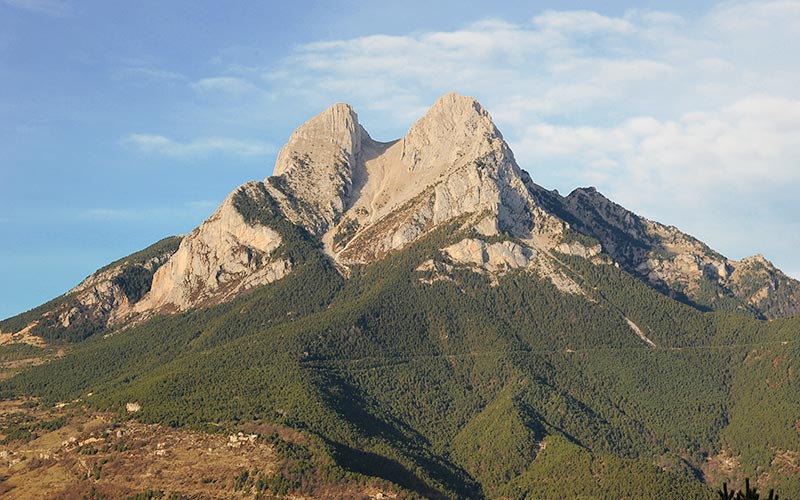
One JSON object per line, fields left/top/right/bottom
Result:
{"left": 321, "top": 93, "right": 571, "bottom": 274}
{"left": 5, "top": 92, "right": 800, "bottom": 345}
{"left": 401, "top": 92, "right": 506, "bottom": 173}
{"left": 272, "top": 102, "right": 364, "bottom": 178}
{"left": 740, "top": 254, "right": 770, "bottom": 266}
{"left": 412, "top": 92, "right": 495, "bottom": 133}
{"left": 266, "top": 103, "right": 369, "bottom": 235}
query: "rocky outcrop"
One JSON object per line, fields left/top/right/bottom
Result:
{"left": 0, "top": 237, "right": 182, "bottom": 341}
{"left": 60, "top": 246, "right": 177, "bottom": 326}
{"left": 556, "top": 187, "right": 800, "bottom": 318}
{"left": 126, "top": 93, "right": 582, "bottom": 317}
{"left": 267, "top": 103, "right": 365, "bottom": 235}
{"left": 328, "top": 93, "right": 565, "bottom": 264}
{"left": 135, "top": 182, "right": 290, "bottom": 313}
{"left": 728, "top": 255, "right": 800, "bottom": 319}
{"left": 444, "top": 238, "right": 535, "bottom": 272}
{"left": 129, "top": 103, "right": 369, "bottom": 315}
{"left": 437, "top": 238, "right": 584, "bottom": 294}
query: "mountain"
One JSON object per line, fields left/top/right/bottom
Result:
{"left": 0, "top": 236, "right": 182, "bottom": 343}
{"left": 1, "top": 93, "right": 799, "bottom": 499}
{"left": 4, "top": 94, "right": 797, "bottom": 341}
{"left": 544, "top": 186, "right": 800, "bottom": 319}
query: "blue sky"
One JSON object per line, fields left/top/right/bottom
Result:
{"left": 2, "top": 0, "right": 799, "bottom": 320}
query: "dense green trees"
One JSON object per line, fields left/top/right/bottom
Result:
{"left": 2, "top": 221, "right": 798, "bottom": 499}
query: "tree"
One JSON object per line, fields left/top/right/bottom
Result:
{"left": 719, "top": 479, "right": 779, "bottom": 500}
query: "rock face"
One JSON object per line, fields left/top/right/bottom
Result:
{"left": 69, "top": 239, "right": 180, "bottom": 321}
{"left": 552, "top": 187, "right": 800, "bottom": 319}
{"left": 728, "top": 255, "right": 800, "bottom": 319}
{"left": 444, "top": 239, "right": 535, "bottom": 272}
{"left": 126, "top": 93, "right": 595, "bottom": 318}
{"left": 400, "top": 92, "right": 503, "bottom": 174}
{"left": 267, "top": 103, "right": 365, "bottom": 236}
{"left": 136, "top": 182, "right": 290, "bottom": 313}
{"left": 438, "top": 238, "right": 585, "bottom": 294}
{"left": 326, "top": 93, "right": 567, "bottom": 264}
{"left": 4, "top": 92, "right": 799, "bottom": 341}
{"left": 60, "top": 241, "right": 180, "bottom": 326}
{"left": 0, "top": 237, "right": 182, "bottom": 340}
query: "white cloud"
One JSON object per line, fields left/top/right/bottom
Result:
{"left": 192, "top": 76, "right": 257, "bottom": 95}
{"left": 709, "top": 0, "right": 800, "bottom": 34}
{"left": 111, "top": 58, "right": 186, "bottom": 84}
{"left": 81, "top": 200, "right": 220, "bottom": 222}
{"left": 247, "top": 2, "right": 799, "bottom": 127}
{"left": 532, "top": 9, "right": 635, "bottom": 35}
{"left": 2, "top": 0, "right": 71, "bottom": 17}
{"left": 123, "top": 134, "right": 273, "bottom": 158}
{"left": 516, "top": 95, "right": 800, "bottom": 204}
{"left": 248, "top": 9, "right": 701, "bottom": 127}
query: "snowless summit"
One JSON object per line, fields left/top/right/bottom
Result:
{"left": 5, "top": 93, "right": 799, "bottom": 337}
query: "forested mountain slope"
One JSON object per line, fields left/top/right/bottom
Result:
{"left": 4, "top": 222, "right": 799, "bottom": 498}
{"left": 1, "top": 93, "right": 799, "bottom": 499}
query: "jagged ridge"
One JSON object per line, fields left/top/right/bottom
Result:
{"left": 3, "top": 93, "right": 799, "bottom": 339}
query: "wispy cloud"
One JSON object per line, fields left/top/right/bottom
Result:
{"left": 80, "top": 200, "right": 220, "bottom": 222}
{"left": 122, "top": 134, "right": 273, "bottom": 159}
{"left": 516, "top": 95, "right": 800, "bottom": 206}
{"left": 253, "top": 9, "right": 695, "bottom": 123}
{"left": 118, "top": 67, "right": 185, "bottom": 82}
{"left": 532, "top": 9, "right": 635, "bottom": 35}
{"left": 247, "top": 2, "right": 798, "bottom": 128}
{"left": 192, "top": 76, "right": 257, "bottom": 95}
{"left": 2, "top": 0, "right": 71, "bottom": 17}
{"left": 111, "top": 58, "right": 186, "bottom": 84}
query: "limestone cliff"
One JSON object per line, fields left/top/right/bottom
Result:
{"left": 131, "top": 93, "right": 591, "bottom": 317}
{"left": 728, "top": 254, "right": 800, "bottom": 319}
{"left": 326, "top": 93, "right": 569, "bottom": 265}
{"left": 136, "top": 182, "right": 290, "bottom": 313}
{"left": 267, "top": 102, "right": 365, "bottom": 236}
